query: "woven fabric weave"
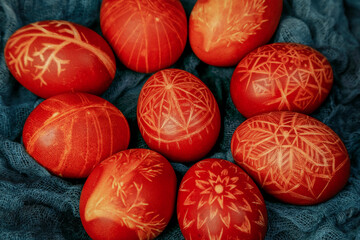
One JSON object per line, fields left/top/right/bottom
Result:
{"left": 0, "top": 0, "right": 359, "bottom": 239}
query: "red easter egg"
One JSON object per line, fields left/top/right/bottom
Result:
{"left": 189, "top": 0, "right": 282, "bottom": 67}
{"left": 231, "top": 111, "right": 350, "bottom": 205}
{"left": 177, "top": 158, "right": 268, "bottom": 240}
{"left": 4, "top": 20, "right": 116, "bottom": 99}
{"left": 230, "top": 43, "right": 333, "bottom": 118}
{"left": 79, "top": 148, "right": 177, "bottom": 240}
{"left": 22, "top": 92, "right": 130, "bottom": 178}
{"left": 100, "top": 0, "right": 187, "bottom": 73}
{"left": 137, "top": 69, "right": 221, "bottom": 162}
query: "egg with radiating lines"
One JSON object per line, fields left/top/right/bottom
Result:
{"left": 79, "top": 148, "right": 177, "bottom": 240}
{"left": 177, "top": 158, "right": 268, "bottom": 240}
{"left": 100, "top": 0, "right": 187, "bottom": 73}
{"left": 137, "top": 69, "right": 221, "bottom": 162}
{"left": 4, "top": 20, "right": 116, "bottom": 99}
{"left": 230, "top": 42, "right": 333, "bottom": 118}
{"left": 231, "top": 111, "right": 350, "bottom": 205}
{"left": 22, "top": 92, "right": 130, "bottom": 178}
{"left": 189, "top": 0, "right": 282, "bottom": 67}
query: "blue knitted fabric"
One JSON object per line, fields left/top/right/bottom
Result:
{"left": 1, "top": 0, "right": 359, "bottom": 239}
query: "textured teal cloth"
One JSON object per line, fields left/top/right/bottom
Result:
{"left": 0, "top": 0, "right": 359, "bottom": 239}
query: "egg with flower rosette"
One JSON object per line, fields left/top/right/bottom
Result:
{"left": 230, "top": 43, "right": 333, "bottom": 118}
{"left": 79, "top": 148, "right": 177, "bottom": 240}
{"left": 189, "top": 0, "right": 282, "bottom": 66}
{"left": 177, "top": 158, "right": 268, "bottom": 240}
{"left": 22, "top": 92, "right": 130, "bottom": 178}
{"left": 4, "top": 20, "right": 116, "bottom": 99}
{"left": 231, "top": 111, "right": 350, "bottom": 205}
{"left": 100, "top": 0, "right": 187, "bottom": 73}
{"left": 137, "top": 69, "right": 221, "bottom": 162}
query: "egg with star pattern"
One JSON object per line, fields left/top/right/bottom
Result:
{"left": 177, "top": 158, "right": 268, "bottom": 240}
{"left": 231, "top": 111, "right": 350, "bottom": 205}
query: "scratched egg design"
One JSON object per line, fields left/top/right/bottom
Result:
{"left": 4, "top": 20, "right": 116, "bottom": 99}
{"left": 189, "top": 0, "right": 282, "bottom": 67}
{"left": 177, "top": 158, "right": 268, "bottom": 240}
{"left": 231, "top": 111, "right": 350, "bottom": 205}
{"left": 22, "top": 92, "right": 130, "bottom": 178}
{"left": 100, "top": 0, "right": 187, "bottom": 73}
{"left": 137, "top": 69, "right": 221, "bottom": 162}
{"left": 230, "top": 42, "right": 333, "bottom": 118}
{"left": 79, "top": 148, "right": 177, "bottom": 240}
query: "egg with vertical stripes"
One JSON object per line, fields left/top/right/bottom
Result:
{"left": 100, "top": 0, "right": 187, "bottom": 73}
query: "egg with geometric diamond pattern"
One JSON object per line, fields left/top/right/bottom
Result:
{"left": 230, "top": 43, "right": 333, "bottom": 118}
